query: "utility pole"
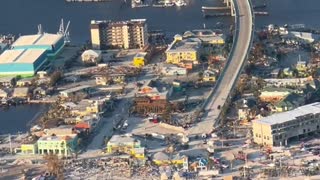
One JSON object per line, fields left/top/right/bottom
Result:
{"left": 9, "top": 134, "right": 12, "bottom": 154}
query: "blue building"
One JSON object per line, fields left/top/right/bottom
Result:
{"left": 0, "top": 49, "right": 48, "bottom": 77}
{"left": 11, "top": 33, "right": 64, "bottom": 57}
{"left": 0, "top": 33, "right": 65, "bottom": 77}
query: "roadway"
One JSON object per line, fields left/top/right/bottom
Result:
{"left": 187, "top": 0, "right": 254, "bottom": 135}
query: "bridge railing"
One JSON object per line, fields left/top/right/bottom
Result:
{"left": 201, "top": 0, "right": 240, "bottom": 112}
{"left": 213, "top": 0, "right": 254, "bottom": 127}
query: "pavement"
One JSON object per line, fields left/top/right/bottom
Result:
{"left": 187, "top": 0, "right": 254, "bottom": 135}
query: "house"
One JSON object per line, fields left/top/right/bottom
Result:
{"left": 283, "top": 68, "right": 293, "bottom": 77}
{"left": 61, "top": 99, "right": 102, "bottom": 117}
{"left": 161, "top": 64, "right": 187, "bottom": 76}
{"left": 202, "top": 70, "right": 217, "bottom": 82}
{"left": 19, "top": 144, "right": 38, "bottom": 154}
{"left": 272, "top": 93, "right": 305, "bottom": 112}
{"left": 95, "top": 75, "right": 110, "bottom": 85}
{"left": 183, "top": 29, "right": 226, "bottom": 45}
{"left": 74, "top": 114, "right": 101, "bottom": 132}
{"left": 59, "top": 85, "right": 91, "bottom": 98}
{"left": 81, "top": 49, "right": 102, "bottom": 64}
{"left": 152, "top": 152, "right": 188, "bottom": 166}
{"left": 296, "top": 60, "right": 307, "bottom": 72}
{"left": 259, "top": 87, "right": 295, "bottom": 103}
{"left": 137, "top": 80, "right": 173, "bottom": 100}
{"left": 189, "top": 158, "right": 208, "bottom": 171}
{"left": 95, "top": 74, "right": 126, "bottom": 85}
{"left": 270, "top": 68, "right": 280, "bottom": 78}
{"left": 33, "top": 87, "right": 47, "bottom": 96}
{"left": 106, "top": 135, "right": 141, "bottom": 154}
{"left": 0, "top": 89, "right": 8, "bottom": 98}
{"left": 237, "top": 98, "right": 257, "bottom": 121}
{"left": 0, "top": 76, "right": 15, "bottom": 87}
{"left": 37, "top": 134, "right": 78, "bottom": 156}
{"left": 264, "top": 77, "right": 313, "bottom": 88}
{"left": 16, "top": 78, "right": 33, "bottom": 87}
{"left": 133, "top": 52, "right": 148, "bottom": 67}
{"left": 13, "top": 87, "right": 29, "bottom": 98}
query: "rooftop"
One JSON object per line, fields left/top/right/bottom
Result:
{"left": 91, "top": 19, "right": 146, "bottom": 26}
{"left": 256, "top": 102, "right": 320, "bottom": 126}
{"left": 166, "top": 38, "right": 201, "bottom": 53}
{"left": 12, "top": 33, "right": 63, "bottom": 47}
{"left": 0, "top": 49, "right": 46, "bottom": 64}
{"left": 60, "top": 85, "right": 91, "bottom": 95}
{"left": 38, "top": 134, "right": 77, "bottom": 141}
{"left": 108, "top": 135, "right": 138, "bottom": 144}
{"left": 135, "top": 52, "right": 147, "bottom": 58}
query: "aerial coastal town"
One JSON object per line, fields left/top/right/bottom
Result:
{"left": 1, "top": 0, "right": 320, "bottom": 180}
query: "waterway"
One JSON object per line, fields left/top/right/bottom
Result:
{"left": 1, "top": 0, "right": 320, "bottom": 133}
{"left": 0, "top": 104, "right": 48, "bottom": 134}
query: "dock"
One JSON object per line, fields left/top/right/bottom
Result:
{"left": 254, "top": 11, "right": 269, "bottom": 16}
{"left": 202, "top": 11, "right": 231, "bottom": 17}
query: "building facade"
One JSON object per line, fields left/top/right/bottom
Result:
{"left": 37, "top": 135, "right": 78, "bottom": 156}
{"left": 90, "top": 19, "right": 148, "bottom": 50}
{"left": 252, "top": 102, "right": 320, "bottom": 146}
{"left": 166, "top": 36, "right": 200, "bottom": 65}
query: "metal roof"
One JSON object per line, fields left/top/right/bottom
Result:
{"left": 12, "top": 33, "right": 63, "bottom": 47}
{"left": 0, "top": 49, "right": 46, "bottom": 64}
{"left": 257, "top": 102, "right": 320, "bottom": 126}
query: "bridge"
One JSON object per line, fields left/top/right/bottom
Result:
{"left": 187, "top": 0, "right": 254, "bottom": 135}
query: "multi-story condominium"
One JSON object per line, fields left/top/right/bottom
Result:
{"left": 252, "top": 102, "right": 320, "bottom": 146}
{"left": 90, "top": 19, "right": 148, "bottom": 50}
{"left": 166, "top": 35, "right": 201, "bottom": 65}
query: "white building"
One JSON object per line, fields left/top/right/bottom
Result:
{"left": 81, "top": 49, "right": 102, "bottom": 64}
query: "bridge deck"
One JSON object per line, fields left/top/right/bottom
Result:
{"left": 187, "top": 0, "right": 254, "bottom": 135}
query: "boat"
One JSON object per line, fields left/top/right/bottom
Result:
{"left": 175, "top": 0, "right": 186, "bottom": 7}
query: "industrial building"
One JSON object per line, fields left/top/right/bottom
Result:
{"left": 0, "top": 49, "right": 48, "bottom": 77}
{"left": 252, "top": 102, "right": 320, "bottom": 146}
{"left": 0, "top": 33, "right": 65, "bottom": 76}
{"left": 90, "top": 19, "right": 148, "bottom": 50}
{"left": 11, "top": 33, "right": 64, "bottom": 57}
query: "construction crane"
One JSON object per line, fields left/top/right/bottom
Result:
{"left": 58, "top": 18, "right": 71, "bottom": 44}
{"left": 37, "top": 24, "right": 43, "bottom": 35}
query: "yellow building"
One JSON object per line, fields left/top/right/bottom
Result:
{"left": 16, "top": 78, "right": 33, "bottom": 87}
{"left": 106, "top": 135, "right": 142, "bottom": 155}
{"left": 133, "top": 52, "right": 148, "bottom": 67}
{"left": 166, "top": 36, "right": 200, "bottom": 65}
{"left": 153, "top": 152, "right": 188, "bottom": 166}
{"left": 15, "top": 143, "right": 37, "bottom": 155}
{"left": 37, "top": 134, "right": 78, "bottom": 156}
{"left": 252, "top": 102, "right": 320, "bottom": 146}
{"left": 132, "top": 147, "right": 145, "bottom": 159}
{"left": 202, "top": 70, "right": 217, "bottom": 82}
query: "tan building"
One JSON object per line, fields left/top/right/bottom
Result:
{"left": 252, "top": 102, "right": 320, "bottom": 146}
{"left": 90, "top": 19, "right": 148, "bottom": 50}
{"left": 259, "top": 87, "right": 295, "bottom": 103}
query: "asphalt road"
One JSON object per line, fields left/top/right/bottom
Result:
{"left": 188, "top": 0, "right": 254, "bottom": 135}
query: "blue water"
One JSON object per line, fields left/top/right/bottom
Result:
{"left": 0, "top": 104, "right": 47, "bottom": 134}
